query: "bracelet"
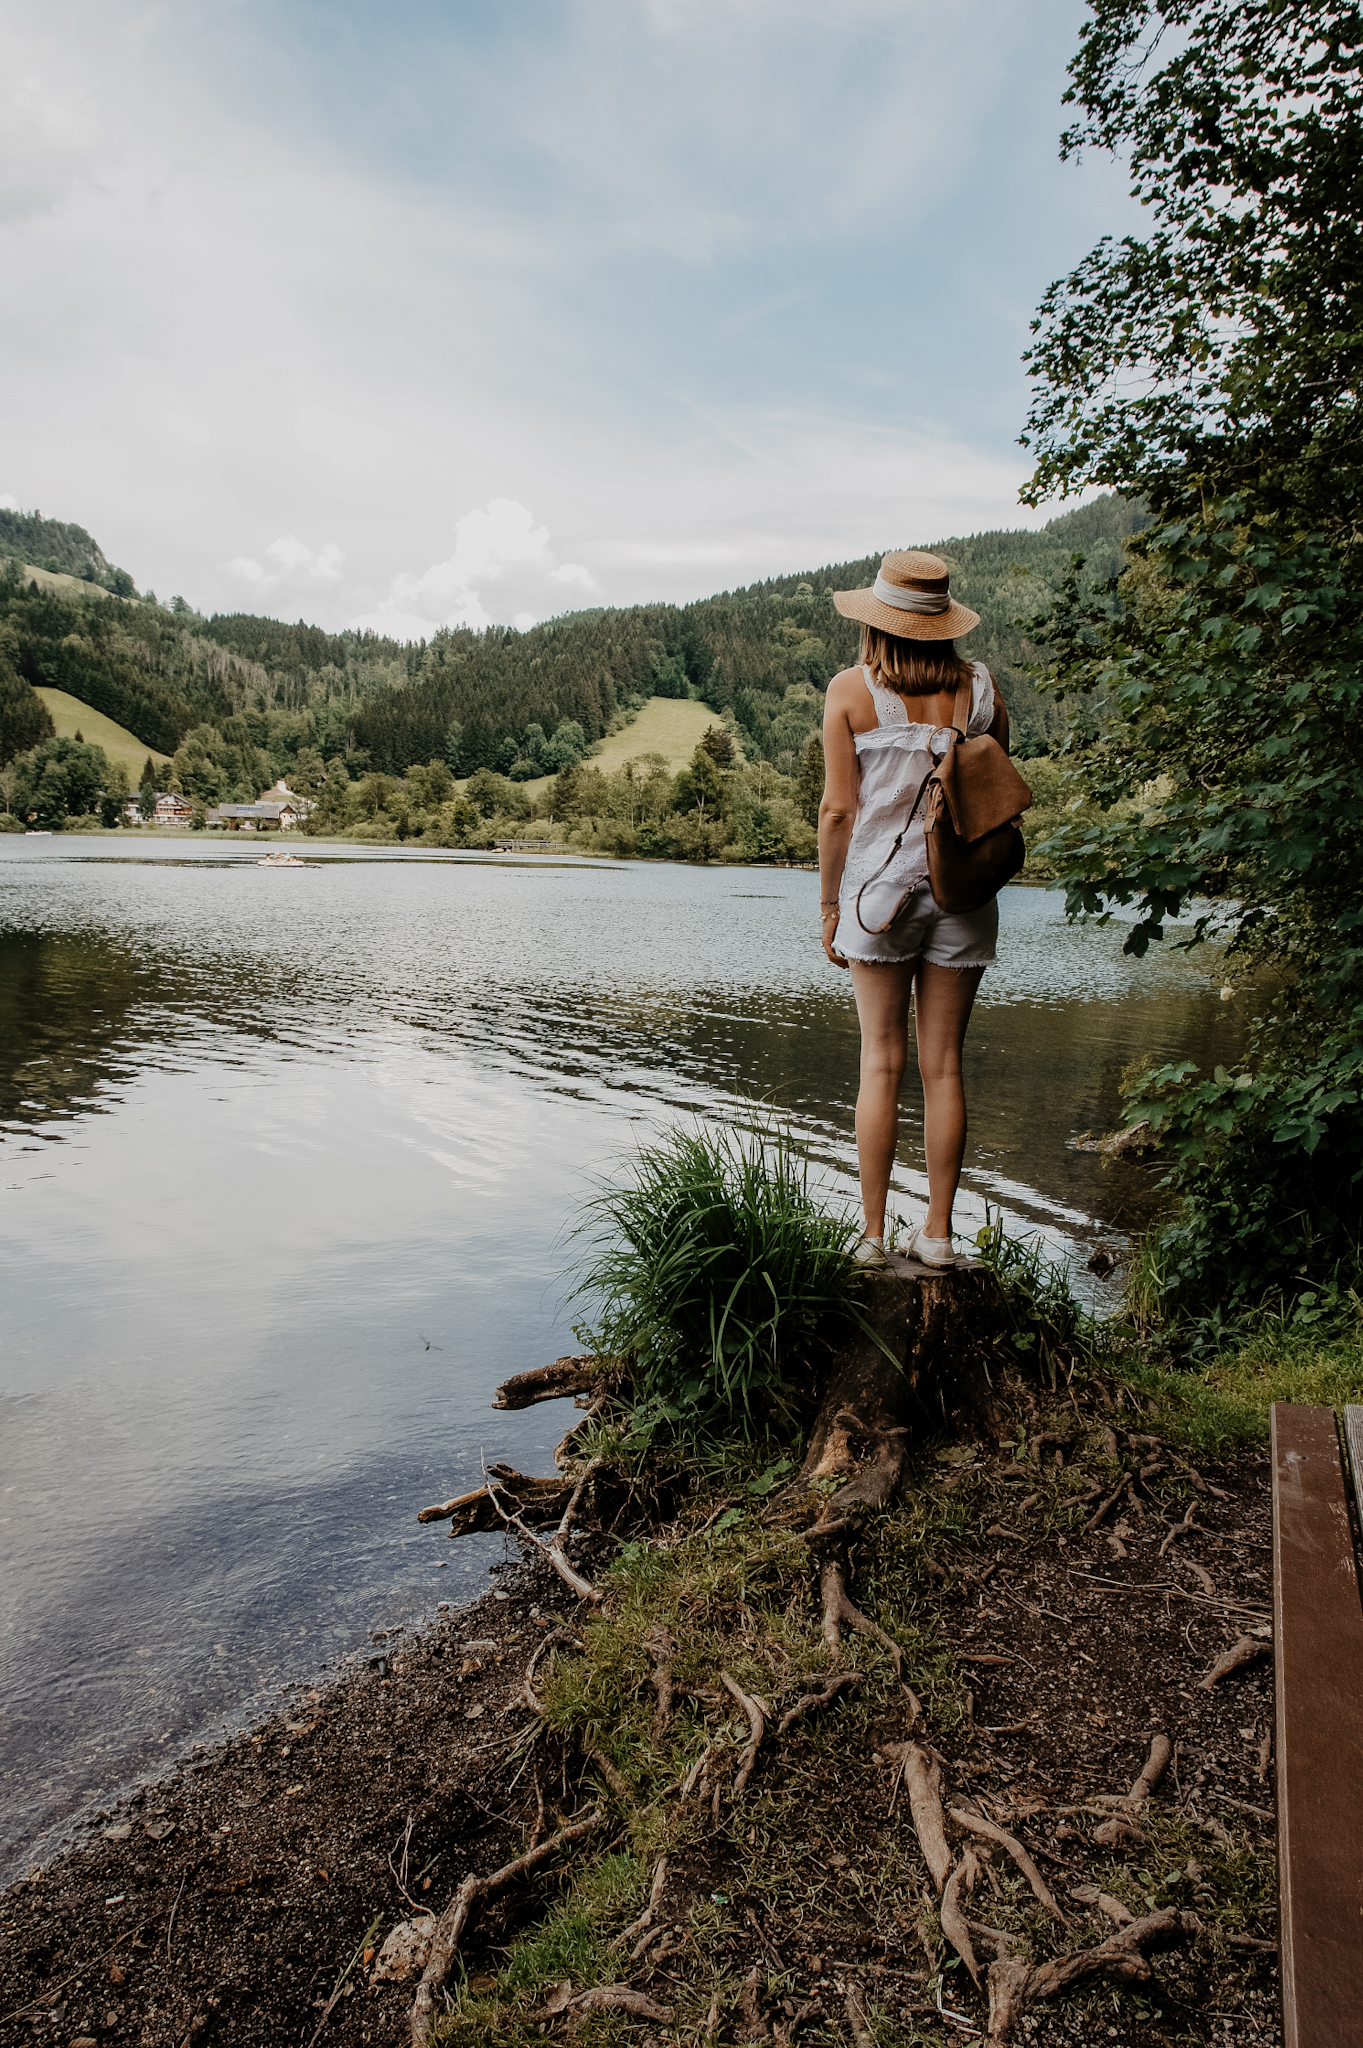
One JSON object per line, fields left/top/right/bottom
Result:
{"left": 820, "top": 898, "right": 839, "bottom": 909}
{"left": 820, "top": 908, "right": 839, "bottom": 922}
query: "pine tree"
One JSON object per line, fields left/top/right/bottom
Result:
{"left": 795, "top": 732, "right": 824, "bottom": 828}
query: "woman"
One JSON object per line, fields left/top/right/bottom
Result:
{"left": 818, "top": 550, "right": 1009, "bottom": 1268}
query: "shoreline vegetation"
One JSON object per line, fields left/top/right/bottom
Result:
{"left": 1, "top": 704, "right": 1084, "bottom": 884}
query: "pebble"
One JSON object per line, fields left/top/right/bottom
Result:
{"left": 370, "top": 1915, "right": 435, "bottom": 1983}
{"left": 103, "top": 1825, "right": 132, "bottom": 1843}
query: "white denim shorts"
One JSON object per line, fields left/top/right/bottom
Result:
{"left": 833, "top": 883, "right": 998, "bottom": 969}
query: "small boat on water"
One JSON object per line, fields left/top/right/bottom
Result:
{"left": 257, "top": 849, "right": 305, "bottom": 867}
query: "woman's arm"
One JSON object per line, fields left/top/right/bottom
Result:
{"left": 818, "top": 670, "right": 862, "bottom": 969}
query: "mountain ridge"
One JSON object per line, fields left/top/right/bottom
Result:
{"left": 0, "top": 496, "right": 1146, "bottom": 784}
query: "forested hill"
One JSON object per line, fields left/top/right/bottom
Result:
{"left": 0, "top": 495, "right": 1145, "bottom": 793}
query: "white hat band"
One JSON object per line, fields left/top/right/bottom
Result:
{"left": 872, "top": 573, "right": 951, "bottom": 616}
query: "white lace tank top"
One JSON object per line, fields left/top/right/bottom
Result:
{"left": 838, "top": 661, "right": 996, "bottom": 917}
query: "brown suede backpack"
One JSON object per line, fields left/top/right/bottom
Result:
{"left": 855, "top": 680, "right": 1033, "bottom": 930}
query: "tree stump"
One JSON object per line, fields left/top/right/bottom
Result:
{"left": 421, "top": 1259, "right": 1028, "bottom": 1549}
{"left": 799, "top": 1258, "right": 1015, "bottom": 1515}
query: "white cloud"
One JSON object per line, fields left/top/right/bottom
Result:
{"left": 226, "top": 535, "right": 344, "bottom": 592}
{"left": 0, "top": 64, "right": 102, "bottom": 225}
{"left": 350, "top": 498, "right": 601, "bottom": 641}
{"left": 0, "top": 1, "right": 1141, "bottom": 628}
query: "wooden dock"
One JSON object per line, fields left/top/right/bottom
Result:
{"left": 1271, "top": 1402, "right": 1363, "bottom": 2045}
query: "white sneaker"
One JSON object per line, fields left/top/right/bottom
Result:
{"left": 904, "top": 1224, "right": 955, "bottom": 1267}
{"left": 851, "top": 1234, "right": 894, "bottom": 1269}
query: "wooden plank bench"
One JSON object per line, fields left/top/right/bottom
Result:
{"left": 1272, "top": 1401, "right": 1363, "bottom": 2045}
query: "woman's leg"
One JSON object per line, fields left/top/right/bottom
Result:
{"left": 848, "top": 960, "right": 917, "bottom": 1239}
{"left": 912, "top": 961, "right": 985, "bottom": 1238}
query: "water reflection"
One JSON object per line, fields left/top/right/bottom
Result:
{"left": 0, "top": 841, "right": 1241, "bottom": 1874}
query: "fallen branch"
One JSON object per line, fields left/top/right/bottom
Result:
{"left": 984, "top": 1907, "right": 1197, "bottom": 2046}
{"left": 719, "top": 1669, "right": 768, "bottom": 1798}
{"left": 493, "top": 1355, "right": 604, "bottom": 1410}
{"left": 1198, "top": 1635, "right": 1273, "bottom": 1690}
{"left": 775, "top": 1670, "right": 863, "bottom": 1736}
{"left": 418, "top": 1465, "right": 573, "bottom": 1532}
{"left": 949, "top": 1808, "right": 1069, "bottom": 1927}
{"left": 820, "top": 1556, "right": 904, "bottom": 1676}
{"left": 409, "top": 1809, "right": 603, "bottom": 2047}
{"left": 485, "top": 1458, "right": 604, "bottom": 1604}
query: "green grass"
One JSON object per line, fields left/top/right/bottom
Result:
{"left": 33, "top": 686, "right": 170, "bottom": 779}
{"left": 570, "top": 1122, "right": 863, "bottom": 1435}
{"left": 589, "top": 697, "right": 721, "bottom": 777}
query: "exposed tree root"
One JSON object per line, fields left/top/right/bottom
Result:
{"left": 1199, "top": 1634, "right": 1273, "bottom": 1689}
{"left": 1158, "top": 1499, "right": 1198, "bottom": 1556}
{"left": 984, "top": 1907, "right": 1199, "bottom": 2046}
{"left": 843, "top": 1981, "right": 876, "bottom": 2047}
{"left": 775, "top": 1670, "right": 863, "bottom": 1736}
{"left": 1084, "top": 1477, "right": 1128, "bottom": 1534}
{"left": 612, "top": 1857, "right": 668, "bottom": 1950}
{"left": 719, "top": 1669, "right": 768, "bottom": 1797}
{"left": 586, "top": 1744, "right": 631, "bottom": 1807}
{"left": 820, "top": 1556, "right": 904, "bottom": 1676}
{"left": 940, "top": 1855, "right": 983, "bottom": 1988}
{"left": 885, "top": 1742, "right": 952, "bottom": 1891}
{"left": 1091, "top": 1732, "right": 1171, "bottom": 1819}
{"left": 950, "top": 1808, "right": 1069, "bottom": 1927}
{"left": 643, "top": 1624, "right": 677, "bottom": 1746}
{"left": 523, "top": 1626, "right": 581, "bottom": 1714}
{"left": 540, "top": 1982, "right": 673, "bottom": 2022}
{"left": 409, "top": 1808, "right": 604, "bottom": 2047}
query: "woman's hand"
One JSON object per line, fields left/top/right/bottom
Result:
{"left": 821, "top": 908, "right": 849, "bottom": 969}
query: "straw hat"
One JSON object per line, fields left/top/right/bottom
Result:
{"left": 832, "top": 550, "right": 979, "bottom": 641}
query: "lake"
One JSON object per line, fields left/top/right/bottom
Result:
{"left": 0, "top": 838, "right": 1238, "bottom": 1876}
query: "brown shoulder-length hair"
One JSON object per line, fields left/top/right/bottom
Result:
{"left": 859, "top": 625, "right": 973, "bottom": 697}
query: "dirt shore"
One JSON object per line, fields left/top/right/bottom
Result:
{"left": 2, "top": 1434, "right": 1281, "bottom": 2048}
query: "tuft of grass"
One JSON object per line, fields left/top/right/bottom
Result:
{"left": 1202, "top": 1321, "right": 1363, "bottom": 1427}
{"left": 973, "top": 1209, "right": 1106, "bottom": 1384}
{"left": 570, "top": 1122, "right": 863, "bottom": 1435}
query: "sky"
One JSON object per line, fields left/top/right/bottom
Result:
{"left": 0, "top": 0, "right": 1136, "bottom": 640}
